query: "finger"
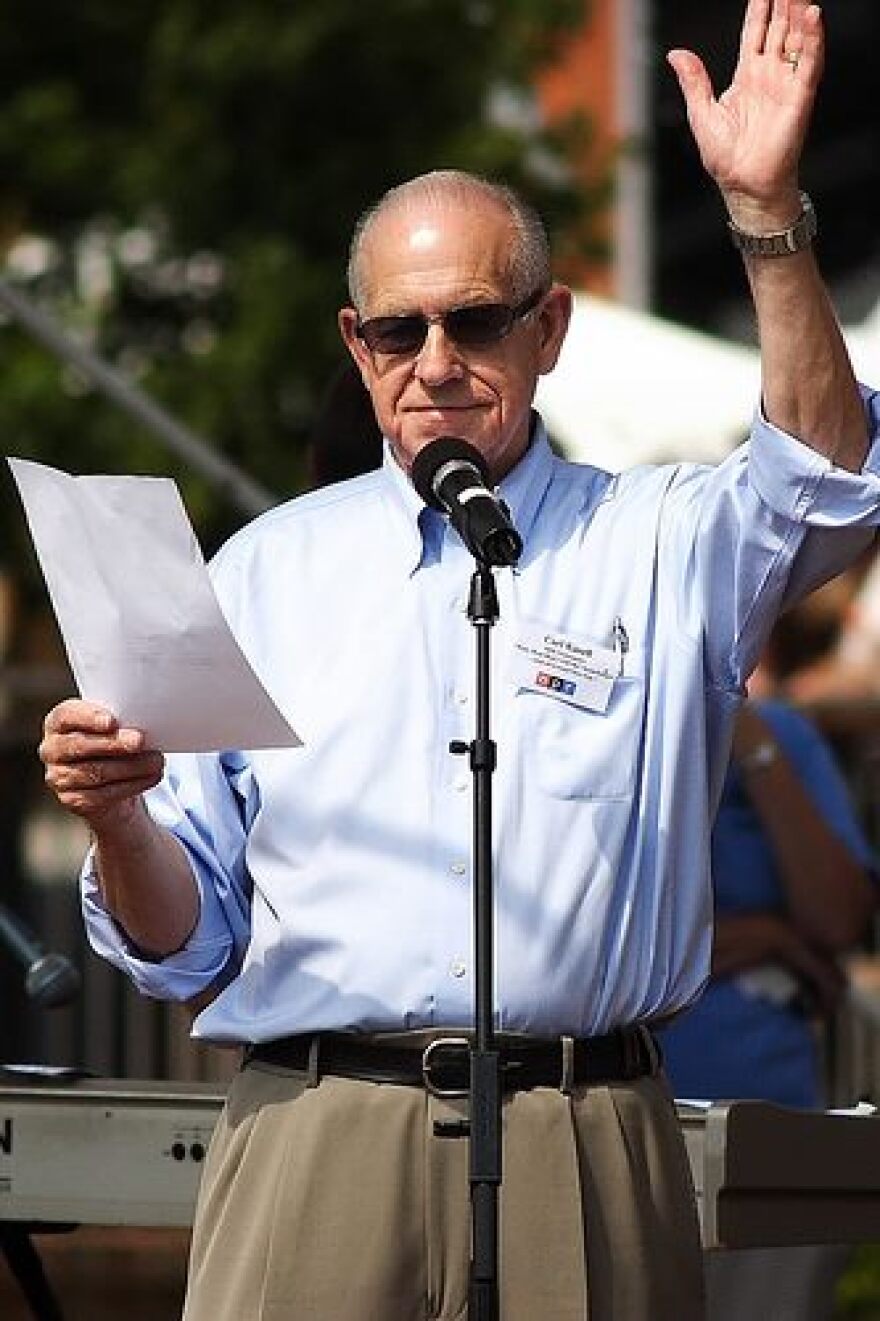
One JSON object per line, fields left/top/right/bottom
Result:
{"left": 51, "top": 774, "right": 165, "bottom": 821}
{"left": 769, "top": 0, "right": 823, "bottom": 83}
{"left": 39, "top": 725, "right": 147, "bottom": 768}
{"left": 764, "top": 0, "right": 794, "bottom": 60}
{"left": 45, "top": 752, "right": 164, "bottom": 796}
{"left": 779, "top": 0, "right": 819, "bottom": 51}
{"left": 789, "top": 5, "right": 824, "bottom": 86}
{"left": 43, "top": 699, "right": 120, "bottom": 738}
{"left": 739, "top": 0, "right": 773, "bottom": 58}
{"left": 666, "top": 49, "right": 715, "bottom": 122}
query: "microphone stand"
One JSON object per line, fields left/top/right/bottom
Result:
{"left": 0, "top": 902, "right": 81, "bottom": 1009}
{"left": 450, "top": 560, "right": 502, "bottom": 1321}
{"left": 0, "top": 902, "right": 80, "bottom": 1318}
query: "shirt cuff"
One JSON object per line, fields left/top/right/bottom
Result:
{"left": 80, "top": 847, "right": 234, "bottom": 1000}
{"left": 748, "top": 384, "right": 880, "bottom": 528}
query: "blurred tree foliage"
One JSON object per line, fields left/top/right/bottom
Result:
{"left": 0, "top": 0, "right": 609, "bottom": 554}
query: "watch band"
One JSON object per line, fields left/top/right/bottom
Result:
{"left": 738, "top": 739, "right": 780, "bottom": 774}
{"left": 727, "top": 192, "right": 817, "bottom": 257}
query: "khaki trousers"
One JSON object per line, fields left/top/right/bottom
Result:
{"left": 183, "top": 1059, "right": 704, "bottom": 1321}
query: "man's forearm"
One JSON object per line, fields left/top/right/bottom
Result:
{"left": 743, "top": 244, "right": 868, "bottom": 472}
{"left": 92, "top": 797, "right": 200, "bottom": 959}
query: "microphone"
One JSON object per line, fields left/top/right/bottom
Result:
{"left": 411, "top": 438, "right": 522, "bottom": 567}
{"left": 0, "top": 902, "right": 81, "bottom": 1008}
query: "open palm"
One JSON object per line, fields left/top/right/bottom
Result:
{"left": 668, "top": 0, "right": 823, "bottom": 206}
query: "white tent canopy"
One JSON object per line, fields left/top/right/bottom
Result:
{"left": 535, "top": 293, "right": 880, "bottom": 473}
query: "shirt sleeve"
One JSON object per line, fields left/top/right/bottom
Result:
{"left": 661, "top": 383, "right": 880, "bottom": 693}
{"left": 79, "top": 749, "right": 256, "bottom": 1000}
{"left": 750, "top": 384, "right": 880, "bottom": 624}
{"left": 748, "top": 385, "right": 880, "bottom": 532}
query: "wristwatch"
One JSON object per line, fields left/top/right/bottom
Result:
{"left": 738, "top": 740, "right": 779, "bottom": 774}
{"left": 727, "top": 192, "right": 817, "bottom": 257}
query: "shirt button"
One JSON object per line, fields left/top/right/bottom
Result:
{"left": 449, "top": 960, "right": 467, "bottom": 979}
{"left": 450, "top": 861, "right": 467, "bottom": 876}
{"left": 453, "top": 775, "right": 469, "bottom": 792}
{"left": 455, "top": 692, "right": 469, "bottom": 706}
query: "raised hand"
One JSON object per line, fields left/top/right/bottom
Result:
{"left": 667, "top": 0, "right": 823, "bottom": 223}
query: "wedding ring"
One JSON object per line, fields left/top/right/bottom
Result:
{"left": 782, "top": 49, "right": 801, "bottom": 71}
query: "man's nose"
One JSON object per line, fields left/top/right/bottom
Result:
{"left": 414, "top": 322, "right": 465, "bottom": 385}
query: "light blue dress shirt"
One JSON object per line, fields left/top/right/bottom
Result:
{"left": 83, "top": 396, "right": 880, "bottom": 1044}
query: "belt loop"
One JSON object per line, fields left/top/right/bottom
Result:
{"left": 307, "top": 1034, "right": 321, "bottom": 1088}
{"left": 636, "top": 1024, "right": 661, "bottom": 1077}
{"left": 620, "top": 1026, "right": 636, "bottom": 1076}
{"left": 559, "top": 1034, "right": 575, "bottom": 1094}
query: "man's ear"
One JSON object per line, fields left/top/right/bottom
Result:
{"left": 338, "top": 308, "right": 372, "bottom": 386}
{"left": 536, "top": 283, "right": 573, "bottom": 375}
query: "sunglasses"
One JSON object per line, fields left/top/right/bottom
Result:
{"left": 355, "top": 285, "right": 547, "bottom": 356}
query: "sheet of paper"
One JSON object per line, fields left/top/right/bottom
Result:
{"left": 9, "top": 457, "right": 301, "bottom": 753}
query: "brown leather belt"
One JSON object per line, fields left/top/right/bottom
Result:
{"left": 245, "top": 1025, "right": 659, "bottom": 1097}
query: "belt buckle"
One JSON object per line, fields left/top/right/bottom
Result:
{"left": 422, "top": 1035, "right": 471, "bottom": 1098}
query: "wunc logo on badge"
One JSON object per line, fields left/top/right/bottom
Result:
{"left": 536, "top": 670, "right": 576, "bottom": 697}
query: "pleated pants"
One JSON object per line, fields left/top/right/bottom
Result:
{"left": 182, "top": 1058, "right": 705, "bottom": 1321}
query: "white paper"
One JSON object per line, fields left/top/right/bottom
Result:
{"left": 9, "top": 457, "right": 301, "bottom": 753}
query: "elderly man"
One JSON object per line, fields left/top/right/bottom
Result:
{"left": 39, "top": 2, "right": 880, "bottom": 1318}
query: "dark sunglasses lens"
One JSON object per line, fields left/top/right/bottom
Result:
{"left": 361, "top": 316, "right": 426, "bottom": 354}
{"left": 446, "top": 304, "right": 512, "bottom": 345}
{"left": 359, "top": 300, "right": 521, "bottom": 354}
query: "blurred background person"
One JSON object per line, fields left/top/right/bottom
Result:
{"left": 307, "top": 356, "right": 383, "bottom": 488}
{"left": 658, "top": 642, "right": 878, "bottom": 1320}
{"left": 660, "top": 683, "right": 876, "bottom": 1108}
{"left": 782, "top": 540, "right": 880, "bottom": 705}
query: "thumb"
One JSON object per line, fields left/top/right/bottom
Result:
{"left": 667, "top": 49, "right": 714, "bottom": 121}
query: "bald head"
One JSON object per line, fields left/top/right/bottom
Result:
{"left": 347, "top": 170, "right": 551, "bottom": 311}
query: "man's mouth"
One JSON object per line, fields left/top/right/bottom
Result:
{"left": 406, "top": 403, "right": 481, "bottom": 418}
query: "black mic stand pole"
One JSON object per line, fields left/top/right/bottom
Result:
{"left": 451, "top": 560, "right": 502, "bottom": 1321}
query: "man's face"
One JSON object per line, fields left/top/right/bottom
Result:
{"left": 339, "top": 197, "right": 571, "bottom": 484}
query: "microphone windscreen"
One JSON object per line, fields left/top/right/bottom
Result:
{"left": 26, "top": 952, "right": 82, "bottom": 1009}
{"left": 411, "top": 437, "right": 489, "bottom": 508}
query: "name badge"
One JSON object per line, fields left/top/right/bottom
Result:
{"left": 510, "top": 621, "right": 617, "bottom": 713}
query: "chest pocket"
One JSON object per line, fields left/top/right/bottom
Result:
{"left": 516, "top": 650, "right": 646, "bottom": 800}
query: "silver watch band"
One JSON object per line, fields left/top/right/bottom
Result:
{"left": 727, "top": 191, "right": 817, "bottom": 257}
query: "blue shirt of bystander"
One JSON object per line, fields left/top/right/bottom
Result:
{"left": 659, "top": 699, "right": 876, "bottom": 1107}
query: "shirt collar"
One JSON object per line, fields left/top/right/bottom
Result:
{"left": 377, "top": 412, "right": 558, "bottom": 575}
{"left": 496, "top": 414, "right": 556, "bottom": 555}
{"left": 378, "top": 441, "right": 433, "bottom": 575}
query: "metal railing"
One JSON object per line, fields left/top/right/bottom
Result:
{"left": 0, "top": 276, "right": 275, "bottom": 519}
